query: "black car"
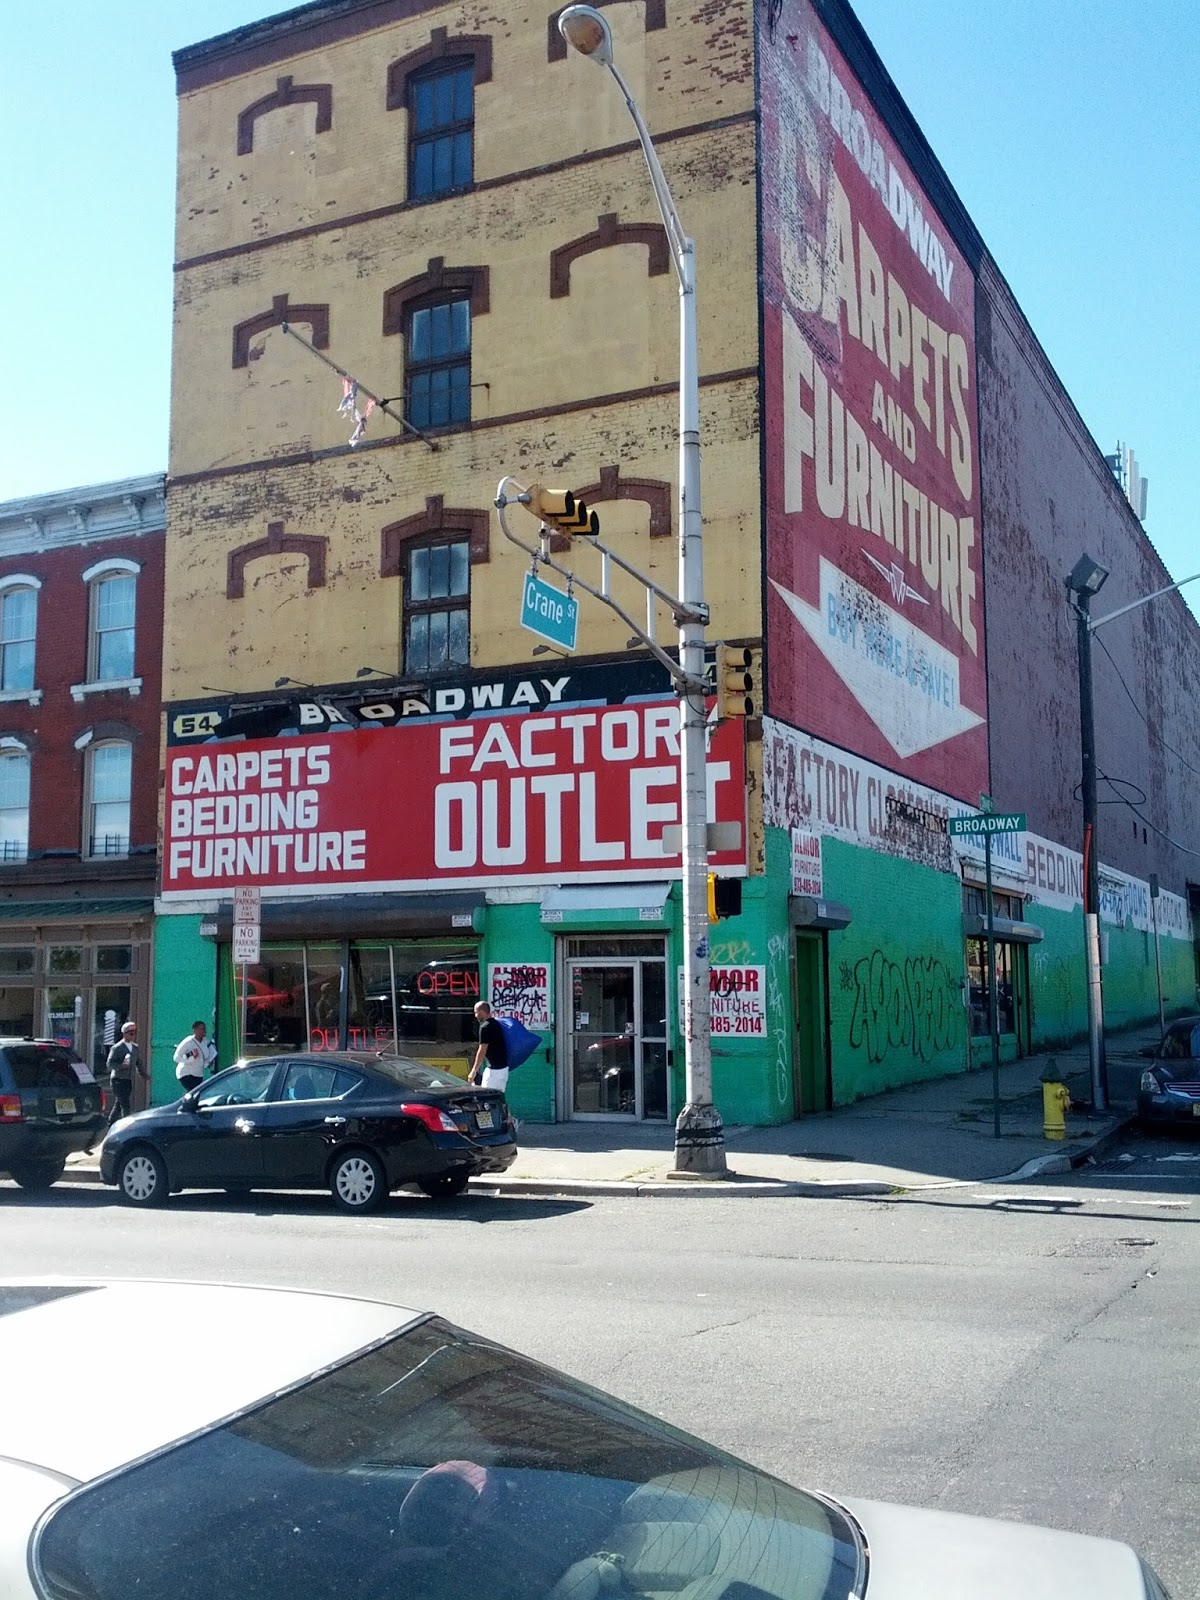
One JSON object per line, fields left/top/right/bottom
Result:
{"left": 100, "top": 1052, "right": 517, "bottom": 1212}
{"left": 0, "top": 1037, "right": 105, "bottom": 1191}
{"left": 1137, "top": 1014, "right": 1200, "bottom": 1127}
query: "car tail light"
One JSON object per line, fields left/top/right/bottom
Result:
{"left": 0, "top": 1094, "right": 23, "bottom": 1123}
{"left": 400, "top": 1102, "right": 460, "bottom": 1134}
{"left": 1141, "top": 1070, "right": 1164, "bottom": 1094}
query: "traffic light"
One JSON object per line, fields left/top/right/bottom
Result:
{"left": 707, "top": 874, "right": 742, "bottom": 923}
{"left": 714, "top": 643, "right": 755, "bottom": 718}
{"left": 526, "top": 483, "right": 600, "bottom": 538}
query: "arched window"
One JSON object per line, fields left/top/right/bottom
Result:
{"left": 0, "top": 577, "right": 39, "bottom": 693}
{"left": 0, "top": 747, "right": 30, "bottom": 863}
{"left": 82, "top": 560, "right": 139, "bottom": 685}
{"left": 85, "top": 741, "right": 131, "bottom": 859}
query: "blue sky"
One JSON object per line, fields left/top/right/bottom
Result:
{"left": 3, "top": 1, "right": 1196, "bottom": 608}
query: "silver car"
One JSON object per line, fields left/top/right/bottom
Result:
{"left": 0, "top": 1280, "right": 1169, "bottom": 1600}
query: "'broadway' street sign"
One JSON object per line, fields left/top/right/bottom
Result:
{"left": 948, "top": 812, "right": 1026, "bottom": 837}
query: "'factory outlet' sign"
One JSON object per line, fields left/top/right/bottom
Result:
{"left": 161, "top": 700, "right": 746, "bottom": 898}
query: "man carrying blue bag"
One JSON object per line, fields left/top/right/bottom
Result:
{"left": 468, "top": 1001, "right": 541, "bottom": 1092}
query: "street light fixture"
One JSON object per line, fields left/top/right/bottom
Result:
{"left": 559, "top": 5, "right": 724, "bottom": 1175}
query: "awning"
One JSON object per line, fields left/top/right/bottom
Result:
{"left": 962, "top": 914, "right": 1044, "bottom": 945}
{"left": 0, "top": 897, "right": 153, "bottom": 923}
{"left": 540, "top": 882, "right": 672, "bottom": 924}
{"left": 788, "top": 895, "right": 852, "bottom": 931}
{"left": 199, "top": 892, "right": 485, "bottom": 943}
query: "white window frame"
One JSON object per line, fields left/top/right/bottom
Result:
{"left": 83, "top": 738, "right": 132, "bottom": 861}
{"left": 0, "top": 576, "right": 42, "bottom": 706}
{"left": 0, "top": 740, "right": 31, "bottom": 865}
{"left": 73, "top": 559, "right": 142, "bottom": 701}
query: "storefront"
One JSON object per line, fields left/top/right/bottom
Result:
{"left": 154, "top": 663, "right": 757, "bottom": 1121}
{"left": 0, "top": 898, "right": 153, "bottom": 1082}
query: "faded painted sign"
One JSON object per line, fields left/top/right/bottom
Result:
{"left": 759, "top": 2, "right": 988, "bottom": 801}
{"left": 678, "top": 967, "right": 768, "bottom": 1037}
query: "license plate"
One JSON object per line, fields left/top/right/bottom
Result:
{"left": 1192, "top": 1104, "right": 1200, "bottom": 1118}
{"left": 55, "top": 1098, "right": 76, "bottom": 1116}
{"left": 475, "top": 1109, "right": 494, "bottom": 1129}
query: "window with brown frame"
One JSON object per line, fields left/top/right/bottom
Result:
{"left": 403, "top": 540, "right": 470, "bottom": 674}
{"left": 408, "top": 60, "right": 475, "bottom": 200}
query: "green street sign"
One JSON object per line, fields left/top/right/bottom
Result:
{"left": 947, "top": 812, "right": 1026, "bottom": 837}
{"left": 520, "top": 572, "right": 578, "bottom": 651}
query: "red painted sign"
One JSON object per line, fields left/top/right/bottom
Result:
{"left": 161, "top": 700, "right": 746, "bottom": 898}
{"left": 760, "top": 3, "right": 988, "bottom": 802}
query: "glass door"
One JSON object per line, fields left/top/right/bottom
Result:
{"left": 567, "top": 956, "right": 670, "bottom": 1120}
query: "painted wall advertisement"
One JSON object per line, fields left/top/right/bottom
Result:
{"left": 760, "top": 2, "right": 988, "bottom": 802}
{"left": 161, "top": 700, "right": 746, "bottom": 898}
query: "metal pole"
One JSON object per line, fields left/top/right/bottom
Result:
{"left": 1076, "top": 595, "right": 1108, "bottom": 1110}
{"left": 985, "top": 832, "right": 1001, "bottom": 1138}
{"left": 239, "top": 961, "right": 248, "bottom": 1058}
{"left": 673, "top": 239, "right": 723, "bottom": 1175}
{"left": 1151, "top": 888, "right": 1165, "bottom": 1036}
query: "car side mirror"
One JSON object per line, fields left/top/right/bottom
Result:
{"left": 180, "top": 1089, "right": 204, "bottom": 1112}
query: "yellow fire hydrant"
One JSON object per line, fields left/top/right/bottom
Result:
{"left": 1041, "top": 1060, "right": 1071, "bottom": 1141}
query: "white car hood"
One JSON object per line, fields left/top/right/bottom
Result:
{"left": 843, "top": 1496, "right": 1148, "bottom": 1600}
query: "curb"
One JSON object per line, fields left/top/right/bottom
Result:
{"left": 471, "top": 1177, "right": 898, "bottom": 1199}
{"left": 997, "top": 1114, "right": 1136, "bottom": 1180}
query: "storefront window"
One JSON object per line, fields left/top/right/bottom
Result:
{"left": 95, "top": 946, "right": 133, "bottom": 973}
{"left": 350, "top": 942, "right": 479, "bottom": 1060}
{"left": 0, "top": 985, "right": 34, "bottom": 1036}
{"left": 966, "top": 938, "right": 1015, "bottom": 1038}
{"left": 92, "top": 987, "right": 132, "bottom": 1077}
{"left": 306, "top": 945, "right": 343, "bottom": 1051}
{"left": 0, "top": 947, "right": 35, "bottom": 975}
{"left": 48, "top": 948, "right": 83, "bottom": 975}
{"left": 45, "top": 988, "right": 84, "bottom": 1053}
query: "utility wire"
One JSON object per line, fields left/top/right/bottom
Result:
{"left": 1092, "top": 628, "right": 1200, "bottom": 778}
{"left": 1095, "top": 769, "right": 1200, "bottom": 861}
{"left": 280, "top": 323, "right": 439, "bottom": 451}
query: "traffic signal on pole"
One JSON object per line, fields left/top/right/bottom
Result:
{"left": 714, "top": 644, "right": 755, "bottom": 718}
{"left": 526, "top": 484, "right": 600, "bottom": 538}
{"left": 707, "top": 874, "right": 742, "bottom": 923}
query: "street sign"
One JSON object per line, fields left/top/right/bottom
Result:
{"left": 520, "top": 572, "right": 578, "bottom": 651}
{"left": 232, "top": 884, "right": 261, "bottom": 966}
{"left": 232, "top": 922, "right": 260, "bottom": 964}
{"left": 233, "top": 885, "right": 261, "bottom": 922}
{"left": 947, "top": 812, "right": 1026, "bottom": 837}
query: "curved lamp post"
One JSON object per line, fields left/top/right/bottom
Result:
{"left": 559, "top": 5, "right": 724, "bottom": 1175}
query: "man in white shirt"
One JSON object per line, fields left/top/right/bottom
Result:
{"left": 174, "top": 1021, "right": 217, "bottom": 1092}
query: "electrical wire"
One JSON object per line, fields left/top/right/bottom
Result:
{"left": 1092, "top": 629, "right": 1200, "bottom": 778}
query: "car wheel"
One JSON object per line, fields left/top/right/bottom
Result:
{"left": 9, "top": 1158, "right": 66, "bottom": 1192}
{"left": 330, "top": 1149, "right": 386, "bottom": 1214}
{"left": 118, "top": 1147, "right": 169, "bottom": 1207}
{"left": 418, "top": 1170, "right": 470, "bottom": 1200}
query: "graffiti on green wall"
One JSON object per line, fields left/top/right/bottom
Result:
{"left": 843, "top": 949, "right": 959, "bottom": 1065}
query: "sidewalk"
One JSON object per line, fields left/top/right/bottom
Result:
{"left": 64, "top": 1025, "right": 1159, "bottom": 1200}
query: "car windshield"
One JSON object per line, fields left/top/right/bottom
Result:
{"left": 370, "top": 1056, "right": 472, "bottom": 1093}
{"left": 32, "top": 1317, "right": 863, "bottom": 1600}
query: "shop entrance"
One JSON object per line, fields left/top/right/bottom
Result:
{"left": 562, "top": 938, "right": 669, "bottom": 1120}
{"left": 793, "top": 933, "right": 829, "bottom": 1113}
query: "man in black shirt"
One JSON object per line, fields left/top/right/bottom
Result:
{"left": 468, "top": 1001, "right": 509, "bottom": 1091}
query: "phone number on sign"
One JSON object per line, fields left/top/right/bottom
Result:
{"left": 711, "top": 1015, "right": 766, "bottom": 1036}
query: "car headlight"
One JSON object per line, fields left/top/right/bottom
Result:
{"left": 1140, "top": 1070, "right": 1164, "bottom": 1094}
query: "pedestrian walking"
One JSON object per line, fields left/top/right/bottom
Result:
{"left": 468, "top": 1001, "right": 508, "bottom": 1092}
{"left": 105, "top": 1021, "right": 148, "bottom": 1127}
{"left": 173, "top": 1021, "right": 216, "bottom": 1093}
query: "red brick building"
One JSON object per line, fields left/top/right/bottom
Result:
{"left": 0, "top": 474, "right": 164, "bottom": 1081}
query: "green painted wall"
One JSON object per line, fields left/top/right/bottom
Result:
{"left": 817, "top": 834, "right": 968, "bottom": 1103}
{"left": 150, "top": 915, "right": 217, "bottom": 1104}
{"left": 479, "top": 901, "right": 558, "bottom": 1123}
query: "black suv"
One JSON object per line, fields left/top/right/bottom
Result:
{"left": 0, "top": 1038, "right": 104, "bottom": 1190}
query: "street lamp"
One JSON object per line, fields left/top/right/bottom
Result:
{"left": 1065, "top": 553, "right": 1110, "bottom": 1111}
{"left": 1066, "top": 554, "right": 1200, "bottom": 1111}
{"left": 559, "top": 5, "right": 724, "bottom": 1175}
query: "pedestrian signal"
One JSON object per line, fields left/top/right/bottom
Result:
{"left": 526, "top": 484, "right": 600, "bottom": 538}
{"left": 714, "top": 643, "right": 755, "bottom": 718}
{"left": 707, "top": 874, "right": 742, "bottom": 923}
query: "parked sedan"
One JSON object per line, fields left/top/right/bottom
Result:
{"left": 1137, "top": 1015, "right": 1200, "bottom": 1127}
{"left": 99, "top": 1051, "right": 516, "bottom": 1211}
{"left": 0, "top": 1038, "right": 104, "bottom": 1191}
{"left": 0, "top": 1279, "right": 1169, "bottom": 1600}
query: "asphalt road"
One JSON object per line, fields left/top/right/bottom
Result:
{"left": 3, "top": 1148, "right": 1197, "bottom": 1596}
